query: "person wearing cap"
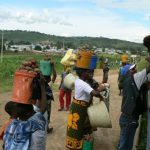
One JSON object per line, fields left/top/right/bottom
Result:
{"left": 118, "top": 58, "right": 150, "bottom": 150}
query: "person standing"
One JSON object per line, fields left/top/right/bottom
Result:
{"left": 66, "top": 67, "right": 103, "bottom": 150}
{"left": 102, "top": 59, "right": 109, "bottom": 83}
{"left": 118, "top": 58, "right": 150, "bottom": 150}
{"left": 58, "top": 67, "right": 72, "bottom": 111}
{"left": 3, "top": 74, "right": 47, "bottom": 150}
{"left": 118, "top": 62, "right": 128, "bottom": 96}
{"left": 43, "top": 56, "right": 57, "bottom": 133}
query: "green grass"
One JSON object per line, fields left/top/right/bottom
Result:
{"left": 0, "top": 52, "right": 63, "bottom": 93}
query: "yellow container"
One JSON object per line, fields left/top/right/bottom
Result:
{"left": 76, "top": 50, "right": 92, "bottom": 69}
{"left": 121, "top": 54, "right": 128, "bottom": 63}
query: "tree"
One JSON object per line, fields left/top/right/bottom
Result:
{"left": 34, "top": 45, "right": 42, "bottom": 51}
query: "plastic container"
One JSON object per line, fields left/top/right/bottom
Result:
{"left": 76, "top": 50, "right": 92, "bottom": 69}
{"left": 60, "top": 49, "right": 76, "bottom": 66}
{"left": 87, "top": 100, "right": 112, "bottom": 128}
{"left": 82, "top": 138, "right": 94, "bottom": 150}
{"left": 121, "top": 54, "right": 128, "bottom": 63}
{"left": 40, "top": 60, "right": 51, "bottom": 76}
{"left": 12, "top": 71, "right": 36, "bottom": 104}
{"left": 89, "top": 55, "right": 97, "bottom": 69}
{"left": 63, "top": 73, "right": 76, "bottom": 90}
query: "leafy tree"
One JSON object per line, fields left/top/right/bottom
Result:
{"left": 34, "top": 45, "right": 42, "bottom": 51}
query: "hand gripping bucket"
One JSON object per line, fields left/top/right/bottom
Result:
{"left": 76, "top": 50, "right": 92, "bottom": 69}
{"left": 40, "top": 60, "right": 51, "bottom": 76}
{"left": 89, "top": 55, "right": 97, "bottom": 69}
{"left": 12, "top": 71, "right": 36, "bottom": 104}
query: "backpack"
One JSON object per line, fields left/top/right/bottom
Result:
{"left": 133, "top": 83, "right": 148, "bottom": 116}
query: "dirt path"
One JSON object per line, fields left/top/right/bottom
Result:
{"left": 0, "top": 69, "right": 122, "bottom": 150}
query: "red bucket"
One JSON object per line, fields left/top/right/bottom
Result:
{"left": 12, "top": 71, "right": 36, "bottom": 104}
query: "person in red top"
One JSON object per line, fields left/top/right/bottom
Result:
{"left": 58, "top": 67, "right": 72, "bottom": 111}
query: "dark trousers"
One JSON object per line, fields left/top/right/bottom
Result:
{"left": 47, "top": 101, "right": 51, "bottom": 126}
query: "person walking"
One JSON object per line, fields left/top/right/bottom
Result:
{"left": 118, "top": 57, "right": 150, "bottom": 150}
{"left": 42, "top": 55, "right": 57, "bottom": 133}
{"left": 58, "top": 67, "right": 72, "bottom": 111}
{"left": 3, "top": 74, "right": 48, "bottom": 150}
{"left": 66, "top": 67, "right": 103, "bottom": 150}
{"left": 102, "top": 59, "right": 109, "bottom": 83}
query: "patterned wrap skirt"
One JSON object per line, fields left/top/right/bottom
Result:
{"left": 66, "top": 98, "right": 89, "bottom": 150}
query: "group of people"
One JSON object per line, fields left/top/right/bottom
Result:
{"left": 1, "top": 35, "right": 150, "bottom": 150}
{"left": 117, "top": 35, "right": 150, "bottom": 150}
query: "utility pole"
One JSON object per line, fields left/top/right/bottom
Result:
{"left": 62, "top": 39, "right": 64, "bottom": 51}
{"left": 0, "top": 30, "right": 3, "bottom": 63}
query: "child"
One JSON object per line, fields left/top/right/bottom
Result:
{"left": 58, "top": 67, "right": 72, "bottom": 111}
{"left": 0, "top": 101, "right": 18, "bottom": 141}
{"left": 66, "top": 67, "right": 103, "bottom": 150}
{"left": 3, "top": 74, "right": 47, "bottom": 150}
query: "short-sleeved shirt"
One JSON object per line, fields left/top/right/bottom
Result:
{"left": 74, "top": 78, "right": 93, "bottom": 103}
{"left": 3, "top": 112, "right": 46, "bottom": 150}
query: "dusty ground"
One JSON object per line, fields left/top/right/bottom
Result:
{"left": 0, "top": 69, "right": 122, "bottom": 150}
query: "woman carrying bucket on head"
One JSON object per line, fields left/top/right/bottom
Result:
{"left": 66, "top": 49, "right": 103, "bottom": 150}
{"left": 40, "top": 54, "right": 57, "bottom": 133}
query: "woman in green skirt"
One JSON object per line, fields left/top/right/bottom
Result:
{"left": 66, "top": 68, "right": 102, "bottom": 150}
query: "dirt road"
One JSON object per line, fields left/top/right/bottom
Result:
{"left": 0, "top": 69, "right": 122, "bottom": 150}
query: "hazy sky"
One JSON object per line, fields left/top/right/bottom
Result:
{"left": 0, "top": 0, "right": 150, "bottom": 43}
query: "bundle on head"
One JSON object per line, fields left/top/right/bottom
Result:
{"left": 19, "top": 58, "right": 40, "bottom": 74}
{"left": 143, "top": 35, "right": 150, "bottom": 52}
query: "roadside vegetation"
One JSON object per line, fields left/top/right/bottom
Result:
{"left": 0, "top": 52, "right": 142, "bottom": 93}
{"left": 0, "top": 52, "right": 63, "bottom": 92}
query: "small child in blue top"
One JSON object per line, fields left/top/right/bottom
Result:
{"left": 3, "top": 74, "right": 47, "bottom": 150}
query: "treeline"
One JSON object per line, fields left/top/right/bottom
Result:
{"left": 0, "top": 30, "right": 146, "bottom": 53}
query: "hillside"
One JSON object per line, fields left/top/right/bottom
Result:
{"left": 0, "top": 30, "right": 145, "bottom": 52}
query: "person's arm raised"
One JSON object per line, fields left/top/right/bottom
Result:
{"left": 51, "top": 61, "right": 57, "bottom": 83}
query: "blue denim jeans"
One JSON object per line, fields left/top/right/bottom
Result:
{"left": 118, "top": 113, "right": 139, "bottom": 150}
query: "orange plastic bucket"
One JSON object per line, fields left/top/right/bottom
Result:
{"left": 12, "top": 71, "right": 36, "bottom": 104}
{"left": 76, "top": 50, "right": 92, "bottom": 69}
